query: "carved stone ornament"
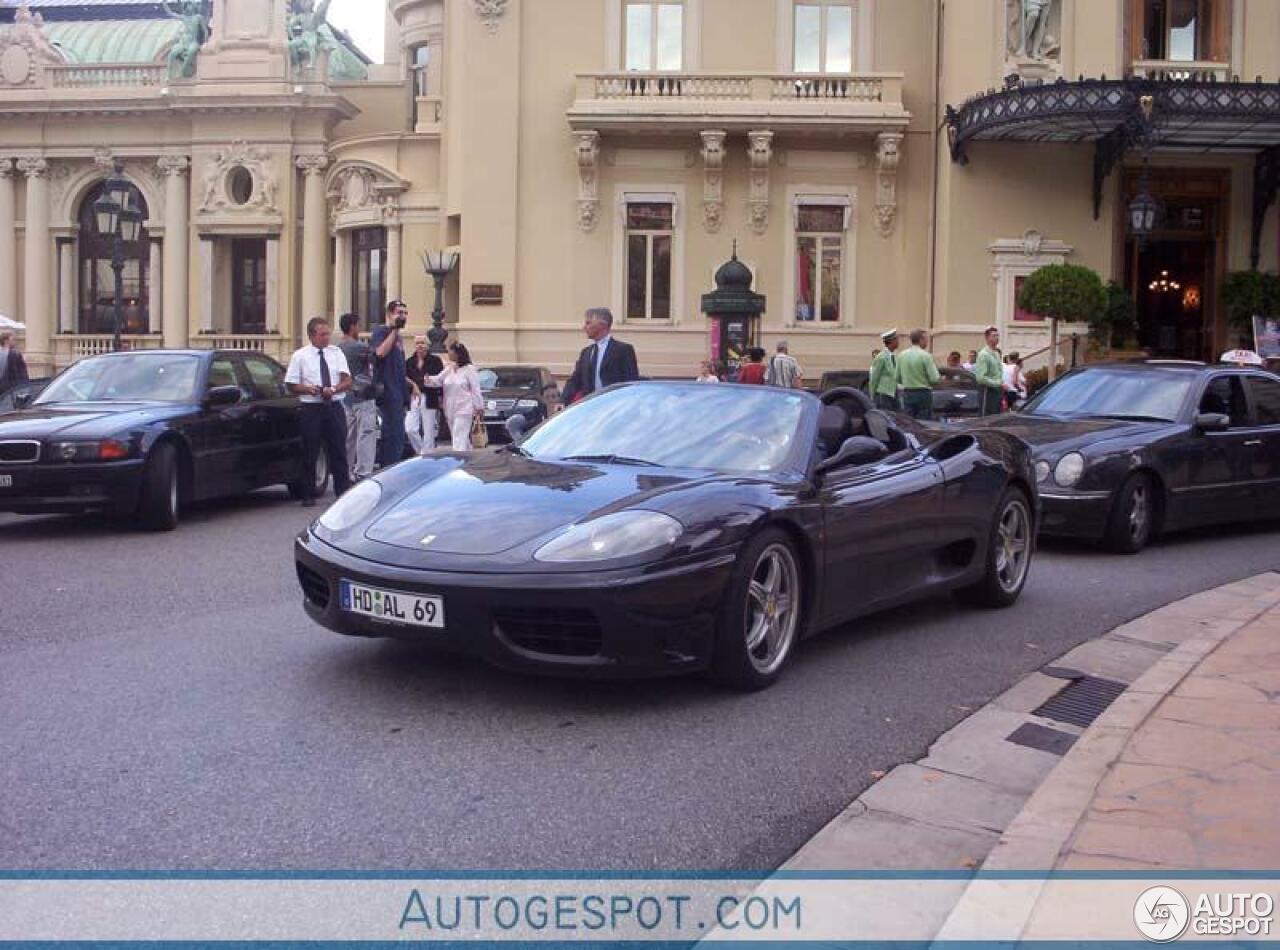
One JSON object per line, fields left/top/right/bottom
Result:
{"left": 471, "top": 0, "right": 510, "bottom": 34}
{"left": 1020, "top": 228, "right": 1044, "bottom": 258}
{"left": 331, "top": 166, "right": 375, "bottom": 212}
{"left": 157, "top": 155, "right": 190, "bottom": 179}
{"left": 199, "top": 141, "right": 279, "bottom": 214}
{"left": 575, "top": 130, "right": 600, "bottom": 233}
{"left": 0, "top": 2, "right": 63, "bottom": 87}
{"left": 16, "top": 156, "right": 48, "bottom": 179}
{"left": 874, "top": 132, "right": 903, "bottom": 238}
{"left": 746, "top": 131, "right": 773, "bottom": 236}
{"left": 700, "top": 131, "right": 726, "bottom": 234}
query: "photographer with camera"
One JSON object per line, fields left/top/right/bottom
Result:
{"left": 371, "top": 299, "right": 410, "bottom": 468}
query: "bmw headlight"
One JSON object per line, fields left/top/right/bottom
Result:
{"left": 1054, "top": 452, "right": 1086, "bottom": 488}
{"left": 318, "top": 479, "right": 382, "bottom": 532}
{"left": 1034, "top": 460, "right": 1051, "bottom": 483}
{"left": 534, "top": 510, "right": 682, "bottom": 563}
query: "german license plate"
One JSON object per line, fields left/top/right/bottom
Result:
{"left": 0, "top": 475, "right": 11, "bottom": 488}
{"left": 339, "top": 580, "right": 444, "bottom": 629}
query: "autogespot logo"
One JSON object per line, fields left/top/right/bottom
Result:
{"left": 1135, "top": 885, "right": 1191, "bottom": 942}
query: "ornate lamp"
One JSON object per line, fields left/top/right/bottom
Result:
{"left": 1128, "top": 173, "right": 1160, "bottom": 247}
{"left": 95, "top": 159, "right": 139, "bottom": 353}
{"left": 420, "top": 250, "right": 459, "bottom": 355}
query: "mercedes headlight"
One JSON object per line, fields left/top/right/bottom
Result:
{"left": 1054, "top": 453, "right": 1086, "bottom": 488}
{"left": 534, "top": 510, "right": 682, "bottom": 563}
{"left": 318, "top": 479, "right": 382, "bottom": 532}
{"left": 515, "top": 399, "right": 539, "bottom": 410}
{"left": 1034, "top": 460, "right": 1051, "bottom": 483}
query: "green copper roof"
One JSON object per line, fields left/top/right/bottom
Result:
{"left": 44, "top": 19, "right": 182, "bottom": 65}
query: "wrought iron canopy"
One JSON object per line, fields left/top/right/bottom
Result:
{"left": 945, "top": 77, "right": 1280, "bottom": 268}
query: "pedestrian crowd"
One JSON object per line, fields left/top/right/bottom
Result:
{"left": 867, "top": 325, "right": 1025, "bottom": 420}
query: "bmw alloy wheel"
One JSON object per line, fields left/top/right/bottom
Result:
{"left": 744, "top": 543, "right": 800, "bottom": 676}
{"left": 995, "top": 498, "right": 1031, "bottom": 595}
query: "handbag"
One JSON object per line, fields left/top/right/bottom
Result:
{"left": 471, "top": 414, "right": 489, "bottom": 449}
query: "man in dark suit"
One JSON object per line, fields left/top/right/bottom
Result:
{"left": 0, "top": 331, "right": 29, "bottom": 396}
{"left": 562, "top": 307, "right": 640, "bottom": 404}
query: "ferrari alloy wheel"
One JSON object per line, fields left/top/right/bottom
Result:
{"left": 955, "top": 488, "right": 1033, "bottom": 608}
{"left": 1103, "top": 473, "right": 1155, "bottom": 554}
{"left": 994, "top": 497, "right": 1032, "bottom": 595}
{"left": 711, "top": 528, "right": 804, "bottom": 691}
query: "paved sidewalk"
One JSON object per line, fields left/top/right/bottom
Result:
{"left": 1060, "top": 595, "right": 1280, "bottom": 871}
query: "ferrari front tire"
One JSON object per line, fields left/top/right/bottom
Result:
{"left": 710, "top": 528, "right": 803, "bottom": 691}
{"left": 956, "top": 487, "right": 1033, "bottom": 608}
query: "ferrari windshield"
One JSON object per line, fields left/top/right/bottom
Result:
{"left": 36, "top": 353, "right": 202, "bottom": 405}
{"left": 521, "top": 383, "right": 808, "bottom": 473}
{"left": 1021, "top": 367, "right": 1193, "bottom": 422}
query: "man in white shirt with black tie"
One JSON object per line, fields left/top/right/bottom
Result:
{"left": 286, "top": 317, "right": 354, "bottom": 508}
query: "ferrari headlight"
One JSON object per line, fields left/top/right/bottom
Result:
{"left": 1054, "top": 452, "right": 1086, "bottom": 488}
{"left": 318, "top": 479, "right": 382, "bottom": 532}
{"left": 534, "top": 510, "right": 682, "bottom": 563}
{"left": 1034, "top": 460, "right": 1052, "bottom": 483}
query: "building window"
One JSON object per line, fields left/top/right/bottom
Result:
{"left": 410, "top": 43, "right": 432, "bottom": 126}
{"left": 1135, "top": 0, "right": 1228, "bottom": 63}
{"left": 794, "top": 204, "right": 845, "bottom": 322}
{"left": 351, "top": 227, "right": 387, "bottom": 325}
{"left": 793, "top": 0, "right": 854, "bottom": 73}
{"left": 231, "top": 238, "right": 267, "bottom": 335}
{"left": 76, "top": 181, "right": 151, "bottom": 334}
{"left": 624, "top": 0, "right": 684, "bottom": 71}
{"left": 625, "top": 202, "right": 673, "bottom": 320}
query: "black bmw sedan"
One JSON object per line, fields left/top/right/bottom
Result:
{"left": 296, "top": 382, "right": 1038, "bottom": 689}
{"left": 969, "top": 361, "right": 1280, "bottom": 553}
{"left": 0, "top": 349, "right": 323, "bottom": 531}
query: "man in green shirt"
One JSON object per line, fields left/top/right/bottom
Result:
{"left": 973, "top": 326, "right": 1005, "bottom": 416}
{"left": 869, "top": 328, "right": 901, "bottom": 411}
{"left": 896, "top": 329, "right": 940, "bottom": 420}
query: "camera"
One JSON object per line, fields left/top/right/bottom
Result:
{"left": 394, "top": 315, "right": 407, "bottom": 330}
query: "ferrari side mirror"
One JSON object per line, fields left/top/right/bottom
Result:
{"left": 1194, "top": 412, "right": 1230, "bottom": 433}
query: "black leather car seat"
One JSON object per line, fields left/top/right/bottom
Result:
{"left": 863, "top": 409, "right": 908, "bottom": 452}
{"left": 817, "top": 404, "right": 851, "bottom": 459}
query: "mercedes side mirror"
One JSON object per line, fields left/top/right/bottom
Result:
{"left": 1194, "top": 412, "right": 1230, "bottom": 433}
{"left": 816, "top": 436, "right": 888, "bottom": 475}
{"left": 13, "top": 391, "right": 34, "bottom": 410}
{"left": 204, "top": 385, "right": 243, "bottom": 409}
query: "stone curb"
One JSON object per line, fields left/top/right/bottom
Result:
{"left": 934, "top": 570, "right": 1280, "bottom": 942}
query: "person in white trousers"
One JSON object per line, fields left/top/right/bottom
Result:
{"left": 425, "top": 341, "right": 486, "bottom": 451}
{"left": 405, "top": 335, "right": 443, "bottom": 455}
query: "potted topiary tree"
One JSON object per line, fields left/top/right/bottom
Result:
{"left": 1094, "top": 280, "right": 1138, "bottom": 354}
{"left": 1221, "top": 270, "right": 1280, "bottom": 348}
{"left": 1017, "top": 263, "right": 1107, "bottom": 380}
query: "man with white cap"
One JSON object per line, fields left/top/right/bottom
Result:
{"left": 869, "top": 329, "right": 901, "bottom": 411}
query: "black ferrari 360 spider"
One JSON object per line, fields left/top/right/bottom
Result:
{"left": 296, "top": 382, "right": 1038, "bottom": 689}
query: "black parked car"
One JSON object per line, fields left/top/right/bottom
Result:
{"left": 296, "top": 382, "right": 1037, "bottom": 689}
{"left": 0, "top": 349, "right": 324, "bottom": 531}
{"left": 968, "top": 361, "right": 1280, "bottom": 553}
{"left": 478, "top": 365, "right": 562, "bottom": 444}
{"left": 814, "top": 367, "right": 981, "bottom": 421}
{"left": 0, "top": 378, "right": 50, "bottom": 414}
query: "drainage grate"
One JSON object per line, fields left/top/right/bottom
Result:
{"left": 1006, "top": 722, "right": 1078, "bottom": 756}
{"left": 1032, "top": 674, "right": 1129, "bottom": 729}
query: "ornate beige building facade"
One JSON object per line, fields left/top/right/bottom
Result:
{"left": 2, "top": 0, "right": 1279, "bottom": 379}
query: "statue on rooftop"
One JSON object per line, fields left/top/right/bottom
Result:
{"left": 287, "top": 0, "right": 334, "bottom": 73}
{"left": 161, "top": 0, "right": 210, "bottom": 80}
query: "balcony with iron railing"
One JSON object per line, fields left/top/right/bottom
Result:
{"left": 1129, "top": 60, "right": 1232, "bottom": 83}
{"left": 190, "top": 334, "right": 292, "bottom": 362}
{"left": 567, "top": 71, "right": 910, "bottom": 134}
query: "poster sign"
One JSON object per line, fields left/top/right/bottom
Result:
{"left": 1255, "top": 315, "right": 1280, "bottom": 360}
{"left": 471, "top": 284, "right": 503, "bottom": 306}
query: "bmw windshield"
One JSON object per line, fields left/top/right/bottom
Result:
{"left": 1021, "top": 368, "right": 1193, "bottom": 423}
{"left": 36, "top": 354, "right": 202, "bottom": 405}
{"left": 520, "top": 384, "right": 809, "bottom": 474}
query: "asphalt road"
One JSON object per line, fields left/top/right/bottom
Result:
{"left": 2, "top": 492, "right": 1277, "bottom": 871}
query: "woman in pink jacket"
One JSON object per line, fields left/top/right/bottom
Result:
{"left": 426, "top": 341, "right": 486, "bottom": 450}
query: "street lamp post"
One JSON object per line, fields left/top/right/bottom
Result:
{"left": 420, "top": 250, "right": 459, "bottom": 355}
{"left": 92, "top": 159, "right": 143, "bottom": 353}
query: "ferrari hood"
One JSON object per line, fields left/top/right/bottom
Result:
{"left": 365, "top": 452, "right": 701, "bottom": 555}
{"left": 963, "top": 414, "right": 1168, "bottom": 454}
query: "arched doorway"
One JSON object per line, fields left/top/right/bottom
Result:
{"left": 77, "top": 180, "right": 151, "bottom": 334}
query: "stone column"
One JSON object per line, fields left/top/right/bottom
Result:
{"left": 158, "top": 155, "right": 190, "bottom": 348}
{"left": 18, "top": 157, "right": 51, "bottom": 371}
{"left": 0, "top": 160, "right": 16, "bottom": 319}
{"left": 58, "top": 238, "right": 76, "bottom": 333}
{"left": 148, "top": 239, "right": 163, "bottom": 334}
{"left": 333, "top": 230, "right": 350, "bottom": 318}
{"left": 265, "top": 237, "right": 280, "bottom": 338}
{"left": 198, "top": 237, "right": 215, "bottom": 333}
{"left": 296, "top": 154, "right": 329, "bottom": 323}
{"left": 386, "top": 221, "right": 402, "bottom": 303}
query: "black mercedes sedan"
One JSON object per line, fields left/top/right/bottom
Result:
{"left": 0, "top": 349, "right": 324, "bottom": 531}
{"left": 968, "top": 361, "right": 1280, "bottom": 553}
{"left": 296, "top": 382, "right": 1038, "bottom": 689}
{"left": 477, "top": 365, "right": 562, "bottom": 445}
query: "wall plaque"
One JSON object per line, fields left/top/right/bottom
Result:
{"left": 471, "top": 284, "right": 503, "bottom": 306}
